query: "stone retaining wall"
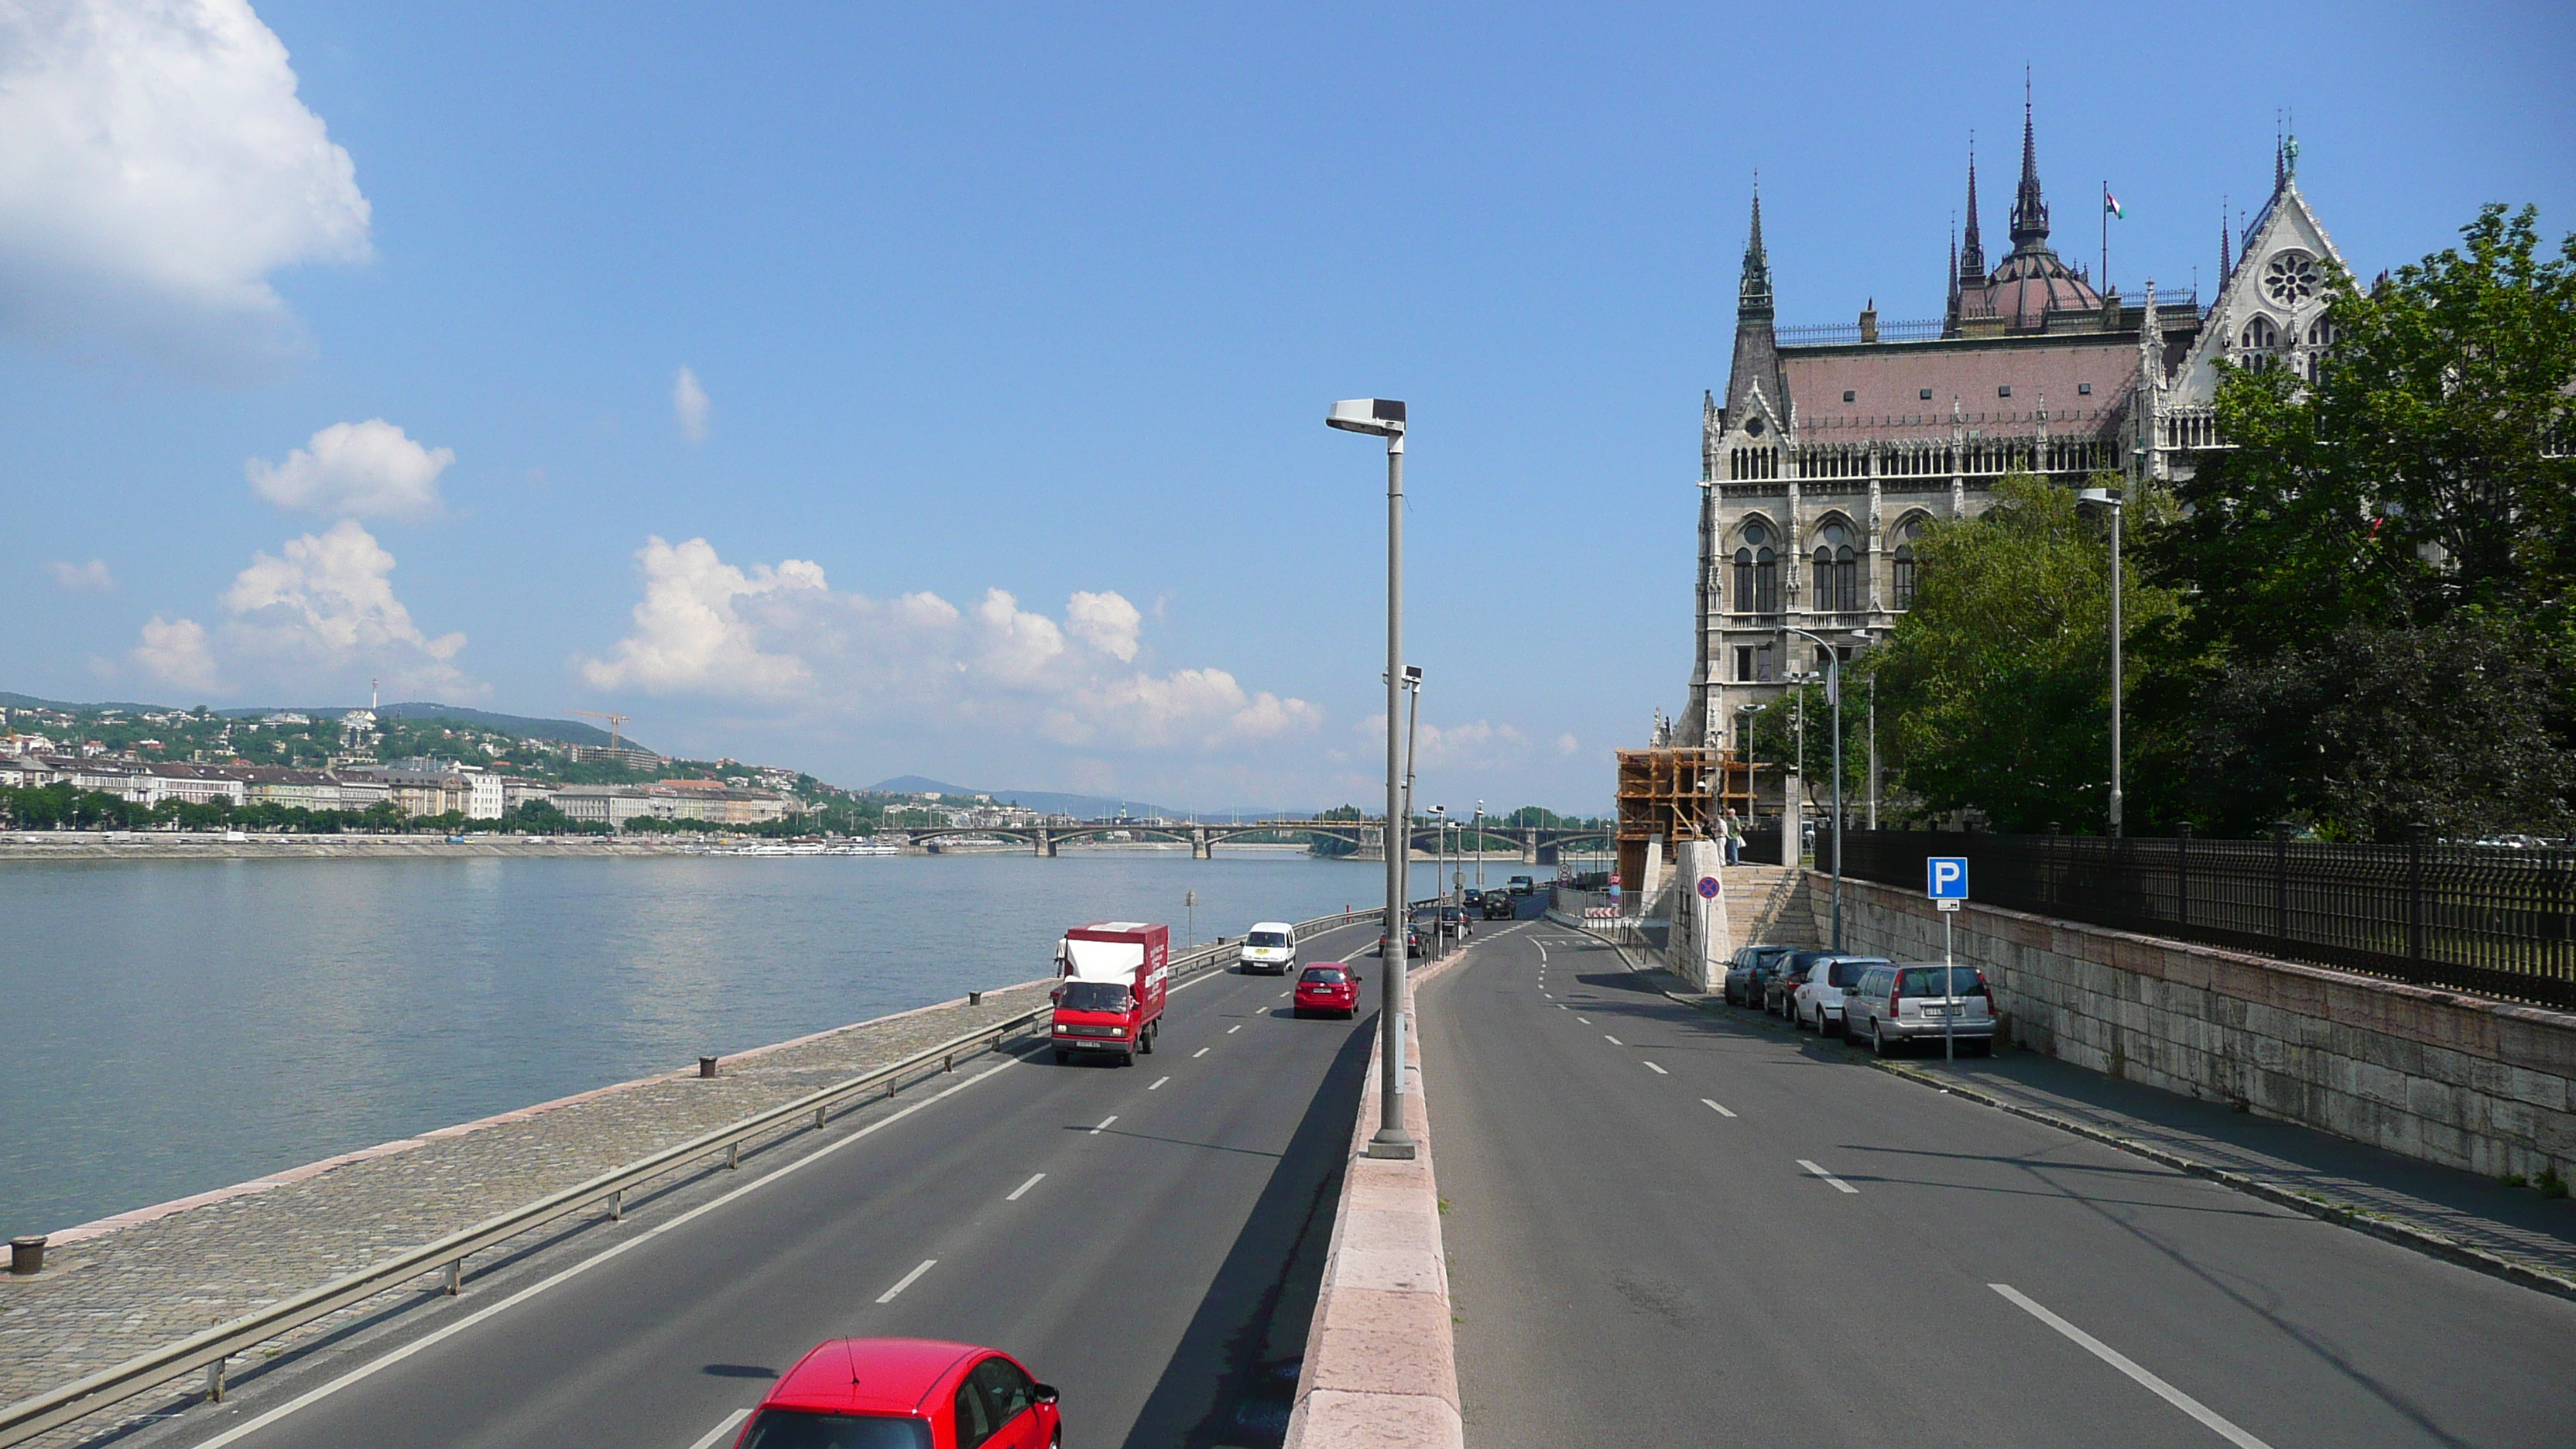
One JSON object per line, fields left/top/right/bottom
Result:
{"left": 1823, "top": 875, "right": 2576, "bottom": 1183}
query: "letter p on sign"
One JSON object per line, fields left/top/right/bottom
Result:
{"left": 1927, "top": 857, "right": 1969, "bottom": 899}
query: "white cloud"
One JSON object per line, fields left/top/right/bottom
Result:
{"left": 673, "top": 367, "right": 710, "bottom": 443}
{"left": 246, "top": 419, "right": 452, "bottom": 520}
{"left": 49, "top": 557, "right": 115, "bottom": 591}
{"left": 577, "top": 536, "right": 824, "bottom": 694}
{"left": 0, "top": 0, "right": 371, "bottom": 365}
{"left": 132, "top": 613, "right": 221, "bottom": 692}
{"left": 1358, "top": 714, "right": 1533, "bottom": 771}
{"left": 1556, "top": 732, "right": 1581, "bottom": 756}
{"left": 577, "top": 537, "right": 1315, "bottom": 755}
{"left": 133, "top": 519, "right": 471, "bottom": 695}
{"left": 1066, "top": 590, "right": 1141, "bottom": 662}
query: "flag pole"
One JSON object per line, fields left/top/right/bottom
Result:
{"left": 2102, "top": 180, "right": 2109, "bottom": 295}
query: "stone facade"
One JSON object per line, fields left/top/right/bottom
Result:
{"left": 1823, "top": 875, "right": 2576, "bottom": 1182}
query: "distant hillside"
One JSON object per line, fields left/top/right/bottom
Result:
{"left": 867, "top": 776, "right": 1314, "bottom": 821}
{"left": 2, "top": 692, "right": 633, "bottom": 751}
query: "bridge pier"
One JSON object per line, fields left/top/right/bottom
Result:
{"left": 1190, "top": 828, "right": 1213, "bottom": 860}
{"left": 1034, "top": 829, "right": 1056, "bottom": 858}
{"left": 1519, "top": 830, "right": 1539, "bottom": 865}
{"left": 1536, "top": 843, "right": 1559, "bottom": 866}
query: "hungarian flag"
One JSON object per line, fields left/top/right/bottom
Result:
{"left": 2104, "top": 187, "right": 2124, "bottom": 219}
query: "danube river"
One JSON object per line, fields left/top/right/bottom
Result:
{"left": 2, "top": 848, "right": 1429, "bottom": 1238}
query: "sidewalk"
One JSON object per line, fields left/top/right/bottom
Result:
{"left": 1572, "top": 929, "right": 2576, "bottom": 1301}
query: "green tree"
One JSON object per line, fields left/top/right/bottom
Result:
{"left": 1872, "top": 471, "right": 2180, "bottom": 831}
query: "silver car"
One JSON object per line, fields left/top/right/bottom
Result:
{"left": 1843, "top": 962, "right": 1996, "bottom": 1057}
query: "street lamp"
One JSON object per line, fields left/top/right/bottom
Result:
{"left": 1331, "top": 397, "right": 1414, "bottom": 1160}
{"left": 1473, "top": 800, "right": 1485, "bottom": 892}
{"left": 1781, "top": 626, "right": 1876, "bottom": 951}
{"left": 1428, "top": 804, "right": 1449, "bottom": 960}
{"left": 2078, "top": 486, "right": 2125, "bottom": 836}
{"left": 1735, "top": 703, "right": 1765, "bottom": 865}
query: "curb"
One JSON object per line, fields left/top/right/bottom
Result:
{"left": 1574, "top": 921, "right": 2576, "bottom": 1308}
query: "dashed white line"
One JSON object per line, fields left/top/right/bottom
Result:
{"left": 1577, "top": 1017, "right": 1591, "bottom": 1024}
{"left": 687, "top": 1410, "right": 752, "bottom": 1449}
{"left": 1006, "top": 1172, "right": 1046, "bottom": 1201}
{"left": 1703, "top": 1099, "right": 1738, "bottom": 1118}
{"left": 1227, "top": 1024, "right": 1242, "bottom": 1034}
{"left": 1644, "top": 1060, "right": 1668, "bottom": 1074}
{"left": 1193, "top": 1046, "right": 1210, "bottom": 1058}
{"left": 1279, "top": 989, "right": 1292, "bottom": 997}
{"left": 1090, "top": 1115, "right": 1118, "bottom": 1135}
{"left": 1558, "top": 1005, "right": 1569, "bottom": 1011}
{"left": 1603, "top": 1035, "right": 1623, "bottom": 1046}
{"left": 1148, "top": 1075, "right": 1170, "bottom": 1090}
{"left": 1799, "top": 1160, "right": 1858, "bottom": 1194}
{"left": 1990, "top": 1285, "right": 2276, "bottom": 1447}
{"left": 875, "top": 1259, "right": 937, "bottom": 1303}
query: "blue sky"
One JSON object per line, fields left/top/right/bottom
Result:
{"left": 4, "top": 0, "right": 2569, "bottom": 813}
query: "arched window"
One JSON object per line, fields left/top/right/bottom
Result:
{"left": 1891, "top": 518, "right": 1923, "bottom": 607}
{"left": 1812, "top": 522, "right": 1858, "bottom": 613}
{"left": 1735, "top": 522, "right": 1778, "bottom": 614}
{"left": 2304, "top": 317, "right": 2334, "bottom": 348}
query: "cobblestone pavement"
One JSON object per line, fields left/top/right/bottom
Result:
{"left": 0, "top": 978, "right": 1057, "bottom": 1414}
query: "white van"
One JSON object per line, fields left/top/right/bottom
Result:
{"left": 1238, "top": 921, "right": 1299, "bottom": 975}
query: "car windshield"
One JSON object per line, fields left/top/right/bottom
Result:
{"left": 1898, "top": 966, "right": 1983, "bottom": 997}
{"left": 1302, "top": 968, "right": 1347, "bottom": 984}
{"left": 741, "top": 1410, "right": 933, "bottom": 1449}
{"left": 1059, "top": 981, "right": 1132, "bottom": 1012}
{"left": 1825, "top": 959, "right": 1885, "bottom": 988}
{"left": 1247, "top": 931, "right": 1289, "bottom": 948}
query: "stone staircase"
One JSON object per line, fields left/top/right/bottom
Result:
{"left": 1725, "top": 865, "right": 1822, "bottom": 950}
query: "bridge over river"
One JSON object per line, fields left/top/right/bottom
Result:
{"left": 884, "top": 817, "right": 1615, "bottom": 862}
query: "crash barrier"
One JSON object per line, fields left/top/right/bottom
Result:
{"left": 1831, "top": 827, "right": 2576, "bottom": 1011}
{"left": 1283, "top": 939, "right": 1464, "bottom": 1448}
{"left": 0, "top": 910, "right": 1376, "bottom": 1447}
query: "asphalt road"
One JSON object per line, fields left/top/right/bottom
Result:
{"left": 125, "top": 920, "right": 1392, "bottom": 1449}
{"left": 1422, "top": 926, "right": 2576, "bottom": 1449}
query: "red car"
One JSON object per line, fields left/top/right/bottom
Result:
{"left": 735, "top": 1338, "right": 1060, "bottom": 1449}
{"left": 1293, "top": 963, "right": 1358, "bottom": 1019}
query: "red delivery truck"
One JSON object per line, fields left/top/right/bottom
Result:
{"left": 1050, "top": 921, "right": 1170, "bottom": 1066}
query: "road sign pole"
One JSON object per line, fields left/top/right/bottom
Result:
{"left": 1945, "top": 909, "right": 1956, "bottom": 1063}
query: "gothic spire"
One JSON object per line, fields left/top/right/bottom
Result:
{"left": 1959, "top": 139, "right": 1986, "bottom": 280}
{"left": 1738, "top": 179, "right": 1773, "bottom": 318}
{"left": 2219, "top": 196, "right": 2232, "bottom": 279}
{"left": 2009, "top": 82, "right": 2050, "bottom": 252}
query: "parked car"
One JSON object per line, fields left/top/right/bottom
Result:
{"left": 1721, "top": 944, "right": 1800, "bottom": 1007}
{"left": 735, "top": 1338, "right": 1059, "bottom": 1449}
{"left": 1765, "top": 950, "right": 1838, "bottom": 1016}
{"left": 1789, "top": 955, "right": 1890, "bottom": 1036}
{"left": 1508, "top": 875, "right": 1536, "bottom": 896}
{"left": 1482, "top": 892, "right": 1517, "bottom": 920}
{"left": 1238, "top": 920, "right": 1298, "bottom": 975}
{"left": 1294, "top": 963, "right": 1358, "bottom": 1019}
{"left": 1843, "top": 962, "right": 1996, "bottom": 1057}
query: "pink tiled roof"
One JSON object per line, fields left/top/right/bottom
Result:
{"left": 1778, "top": 337, "right": 2139, "bottom": 444}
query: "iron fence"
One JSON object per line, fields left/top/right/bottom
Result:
{"left": 1829, "top": 830, "right": 2576, "bottom": 1010}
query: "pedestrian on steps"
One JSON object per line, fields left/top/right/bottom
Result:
{"left": 1721, "top": 808, "right": 1743, "bottom": 867}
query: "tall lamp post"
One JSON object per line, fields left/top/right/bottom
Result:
{"left": 1474, "top": 800, "right": 1485, "bottom": 893}
{"left": 1782, "top": 627, "right": 1875, "bottom": 951}
{"left": 1331, "top": 398, "right": 1415, "bottom": 1160}
{"left": 2078, "top": 485, "right": 2125, "bottom": 835}
{"left": 1428, "top": 804, "right": 1449, "bottom": 960}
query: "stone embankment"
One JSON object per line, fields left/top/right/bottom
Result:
{"left": 0, "top": 981, "right": 1054, "bottom": 1408}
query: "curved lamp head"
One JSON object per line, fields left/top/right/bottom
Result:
{"left": 1327, "top": 399, "right": 1407, "bottom": 437}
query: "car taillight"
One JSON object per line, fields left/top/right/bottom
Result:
{"left": 1889, "top": 986, "right": 1902, "bottom": 1015}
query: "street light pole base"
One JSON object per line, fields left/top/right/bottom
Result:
{"left": 1363, "top": 1131, "right": 1418, "bottom": 1160}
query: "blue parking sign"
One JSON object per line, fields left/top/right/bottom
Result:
{"left": 1926, "top": 857, "right": 1969, "bottom": 899}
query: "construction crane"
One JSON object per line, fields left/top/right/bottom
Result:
{"left": 569, "top": 710, "right": 631, "bottom": 752}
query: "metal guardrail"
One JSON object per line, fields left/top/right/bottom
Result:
{"left": 0, "top": 911, "right": 1375, "bottom": 1446}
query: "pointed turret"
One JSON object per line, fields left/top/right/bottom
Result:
{"left": 2008, "top": 93, "right": 2050, "bottom": 252}
{"left": 1960, "top": 144, "right": 1987, "bottom": 280}
{"left": 1738, "top": 183, "right": 1773, "bottom": 318}
{"left": 2219, "top": 197, "right": 2232, "bottom": 279}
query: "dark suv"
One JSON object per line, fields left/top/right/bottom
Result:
{"left": 1766, "top": 950, "right": 1841, "bottom": 1017}
{"left": 1722, "top": 944, "right": 1800, "bottom": 1008}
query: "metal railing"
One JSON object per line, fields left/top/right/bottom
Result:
{"left": 0, "top": 910, "right": 1375, "bottom": 1446}
{"left": 1831, "top": 830, "right": 2576, "bottom": 1010}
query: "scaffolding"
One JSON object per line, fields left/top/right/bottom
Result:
{"left": 1614, "top": 747, "right": 1725, "bottom": 891}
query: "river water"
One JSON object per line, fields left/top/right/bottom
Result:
{"left": 0, "top": 848, "right": 1449, "bottom": 1238}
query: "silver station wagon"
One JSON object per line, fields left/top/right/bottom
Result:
{"left": 1843, "top": 962, "right": 1996, "bottom": 1057}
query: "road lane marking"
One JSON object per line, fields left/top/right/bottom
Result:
{"left": 1644, "top": 1060, "right": 1668, "bottom": 1074}
{"left": 1558, "top": 1005, "right": 1569, "bottom": 1011}
{"left": 687, "top": 1410, "right": 752, "bottom": 1449}
{"left": 1193, "top": 1046, "right": 1210, "bottom": 1057}
{"left": 1989, "top": 1285, "right": 2276, "bottom": 1447}
{"left": 1798, "top": 1160, "right": 1858, "bottom": 1194}
{"left": 1702, "top": 1099, "right": 1737, "bottom": 1118}
{"left": 1148, "top": 1075, "right": 1171, "bottom": 1090}
{"left": 1279, "top": 989, "right": 1292, "bottom": 997}
{"left": 875, "top": 1259, "right": 937, "bottom": 1303}
{"left": 187, "top": 1055, "right": 1024, "bottom": 1448}
{"left": 1091, "top": 1115, "right": 1118, "bottom": 1134}
{"left": 1227, "top": 1024, "right": 1242, "bottom": 1034}
{"left": 1603, "top": 1035, "right": 1623, "bottom": 1046}
{"left": 1577, "top": 1017, "right": 1590, "bottom": 1024}
{"left": 1006, "top": 1173, "right": 1046, "bottom": 1201}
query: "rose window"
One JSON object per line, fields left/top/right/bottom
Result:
{"left": 2264, "top": 251, "right": 2321, "bottom": 307}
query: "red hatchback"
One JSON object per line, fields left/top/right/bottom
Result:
{"left": 1293, "top": 963, "right": 1358, "bottom": 1019}
{"left": 735, "top": 1338, "right": 1060, "bottom": 1449}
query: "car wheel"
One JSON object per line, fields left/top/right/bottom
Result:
{"left": 1054, "top": 1049, "right": 1070, "bottom": 1065}
{"left": 1141, "top": 1028, "right": 1153, "bottom": 1055}
{"left": 1872, "top": 1019, "right": 1895, "bottom": 1057}
{"left": 1968, "top": 1039, "right": 1995, "bottom": 1058}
